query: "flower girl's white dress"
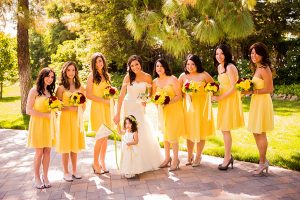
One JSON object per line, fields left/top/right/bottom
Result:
{"left": 120, "top": 131, "right": 143, "bottom": 177}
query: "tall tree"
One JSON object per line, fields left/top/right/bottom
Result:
{"left": 17, "top": 0, "right": 31, "bottom": 114}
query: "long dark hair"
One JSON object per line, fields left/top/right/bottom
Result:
{"left": 153, "top": 58, "right": 172, "bottom": 78}
{"left": 184, "top": 54, "right": 205, "bottom": 74}
{"left": 60, "top": 61, "right": 81, "bottom": 90}
{"left": 36, "top": 67, "right": 56, "bottom": 96}
{"left": 213, "top": 44, "right": 236, "bottom": 73}
{"left": 124, "top": 115, "right": 138, "bottom": 132}
{"left": 249, "top": 42, "right": 275, "bottom": 72}
{"left": 91, "top": 52, "right": 110, "bottom": 85}
{"left": 127, "top": 55, "right": 143, "bottom": 85}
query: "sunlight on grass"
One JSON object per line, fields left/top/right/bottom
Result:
{"left": 0, "top": 84, "right": 300, "bottom": 170}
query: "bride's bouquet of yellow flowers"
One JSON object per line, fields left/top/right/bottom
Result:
{"left": 45, "top": 96, "right": 63, "bottom": 111}
{"left": 152, "top": 91, "right": 170, "bottom": 105}
{"left": 103, "top": 86, "right": 119, "bottom": 99}
{"left": 182, "top": 81, "right": 201, "bottom": 94}
{"left": 69, "top": 92, "right": 86, "bottom": 106}
{"left": 235, "top": 78, "right": 254, "bottom": 92}
{"left": 204, "top": 82, "right": 220, "bottom": 95}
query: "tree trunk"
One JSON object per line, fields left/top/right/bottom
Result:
{"left": 17, "top": 0, "right": 31, "bottom": 114}
{"left": 0, "top": 81, "right": 2, "bottom": 99}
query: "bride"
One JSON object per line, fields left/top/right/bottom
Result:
{"left": 114, "top": 55, "right": 163, "bottom": 173}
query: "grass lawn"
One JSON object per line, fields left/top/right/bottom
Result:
{"left": 1, "top": 84, "right": 300, "bottom": 171}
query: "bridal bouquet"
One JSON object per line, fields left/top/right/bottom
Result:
{"left": 69, "top": 92, "right": 86, "bottom": 106}
{"left": 235, "top": 78, "right": 254, "bottom": 92}
{"left": 103, "top": 86, "right": 119, "bottom": 99}
{"left": 45, "top": 96, "right": 63, "bottom": 111}
{"left": 182, "top": 80, "right": 201, "bottom": 95}
{"left": 152, "top": 91, "right": 170, "bottom": 105}
{"left": 204, "top": 82, "right": 220, "bottom": 96}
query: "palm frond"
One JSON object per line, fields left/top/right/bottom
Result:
{"left": 193, "top": 17, "right": 223, "bottom": 45}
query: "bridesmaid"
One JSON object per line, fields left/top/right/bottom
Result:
{"left": 212, "top": 44, "right": 244, "bottom": 170}
{"left": 56, "top": 61, "right": 86, "bottom": 181}
{"left": 153, "top": 58, "right": 185, "bottom": 171}
{"left": 26, "top": 67, "right": 56, "bottom": 189}
{"left": 245, "top": 42, "right": 274, "bottom": 176}
{"left": 178, "top": 54, "right": 215, "bottom": 167}
{"left": 86, "top": 53, "right": 111, "bottom": 174}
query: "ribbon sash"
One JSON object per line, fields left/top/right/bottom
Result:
{"left": 157, "top": 105, "right": 165, "bottom": 133}
{"left": 77, "top": 105, "right": 84, "bottom": 133}
{"left": 185, "top": 94, "right": 194, "bottom": 112}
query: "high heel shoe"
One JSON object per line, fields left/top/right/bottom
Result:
{"left": 192, "top": 156, "right": 202, "bottom": 167}
{"left": 253, "top": 160, "right": 269, "bottom": 176}
{"left": 159, "top": 157, "right": 172, "bottom": 168}
{"left": 186, "top": 154, "right": 194, "bottom": 166}
{"left": 92, "top": 164, "right": 105, "bottom": 175}
{"left": 169, "top": 160, "right": 180, "bottom": 172}
{"left": 34, "top": 178, "right": 45, "bottom": 189}
{"left": 218, "top": 155, "right": 234, "bottom": 170}
{"left": 42, "top": 175, "right": 51, "bottom": 188}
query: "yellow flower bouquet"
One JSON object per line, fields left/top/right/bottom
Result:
{"left": 69, "top": 92, "right": 86, "bottom": 106}
{"left": 235, "top": 78, "right": 254, "bottom": 92}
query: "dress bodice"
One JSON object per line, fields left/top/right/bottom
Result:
{"left": 252, "top": 77, "right": 264, "bottom": 90}
{"left": 157, "top": 85, "right": 176, "bottom": 99}
{"left": 125, "top": 82, "right": 149, "bottom": 101}
{"left": 123, "top": 131, "right": 135, "bottom": 143}
{"left": 34, "top": 96, "right": 49, "bottom": 113}
{"left": 93, "top": 81, "right": 110, "bottom": 97}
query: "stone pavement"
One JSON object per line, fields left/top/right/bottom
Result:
{"left": 0, "top": 129, "right": 299, "bottom": 200}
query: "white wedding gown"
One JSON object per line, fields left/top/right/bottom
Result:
{"left": 122, "top": 81, "right": 163, "bottom": 173}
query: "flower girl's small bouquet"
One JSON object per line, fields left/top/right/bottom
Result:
{"left": 69, "top": 92, "right": 86, "bottom": 106}
{"left": 103, "top": 86, "right": 119, "bottom": 99}
{"left": 235, "top": 78, "right": 254, "bottom": 92}
{"left": 151, "top": 91, "right": 170, "bottom": 106}
{"left": 69, "top": 92, "right": 86, "bottom": 133}
{"left": 45, "top": 96, "right": 63, "bottom": 140}
{"left": 182, "top": 81, "right": 201, "bottom": 112}
{"left": 182, "top": 81, "right": 201, "bottom": 95}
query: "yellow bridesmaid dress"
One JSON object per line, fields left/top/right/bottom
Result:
{"left": 183, "top": 81, "right": 215, "bottom": 142}
{"left": 88, "top": 82, "right": 111, "bottom": 135}
{"left": 157, "top": 85, "right": 185, "bottom": 142}
{"left": 217, "top": 73, "right": 244, "bottom": 131}
{"left": 27, "top": 96, "right": 54, "bottom": 148}
{"left": 248, "top": 77, "right": 274, "bottom": 133}
{"left": 56, "top": 90, "right": 85, "bottom": 153}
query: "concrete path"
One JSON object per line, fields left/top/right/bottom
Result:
{"left": 0, "top": 129, "right": 299, "bottom": 200}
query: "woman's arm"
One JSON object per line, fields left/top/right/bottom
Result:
{"left": 26, "top": 88, "right": 50, "bottom": 118}
{"left": 169, "top": 76, "right": 182, "bottom": 104}
{"left": 203, "top": 71, "right": 214, "bottom": 83}
{"left": 113, "top": 75, "right": 129, "bottom": 124}
{"left": 86, "top": 73, "right": 108, "bottom": 103}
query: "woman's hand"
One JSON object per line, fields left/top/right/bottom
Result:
{"left": 141, "top": 102, "right": 147, "bottom": 107}
{"left": 212, "top": 96, "right": 220, "bottom": 102}
{"left": 113, "top": 115, "right": 120, "bottom": 125}
{"left": 102, "top": 98, "right": 110, "bottom": 104}
{"left": 241, "top": 90, "right": 253, "bottom": 95}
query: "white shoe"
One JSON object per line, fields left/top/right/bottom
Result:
{"left": 63, "top": 173, "right": 73, "bottom": 182}
{"left": 125, "top": 174, "right": 135, "bottom": 179}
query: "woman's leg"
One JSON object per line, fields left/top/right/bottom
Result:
{"left": 42, "top": 147, "right": 51, "bottom": 183}
{"left": 221, "top": 130, "right": 232, "bottom": 165}
{"left": 195, "top": 140, "right": 205, "bottom": 162}
{"left": 70, "top": 152, "right": 78, "bottom": 175}
{"left": 62, "top": 153, "right": 69, "bottom": 175}
{"left": 34, "top": 148, "right": 43, "bottom": 184}
{"left": 253, "top": 133, "right": 268, "bottom": 163}
{"left": 93, "top": 139, "right": 102, "bottom": 171}
{"left": 99, "top": 137, "right": 108, "bottom": 171}
{"left": 186, "top": 139, "right": 194, "bottom": 164}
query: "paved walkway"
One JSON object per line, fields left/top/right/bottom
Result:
{"left": 0, "top": 129, "right": 299, "bottom": 200}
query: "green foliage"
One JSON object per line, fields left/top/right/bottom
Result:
{"left": 274, "top": 84, "right": 300, "bottom": 97}
{"left": 0, "top": 32, "right": 17, "bottom": 97}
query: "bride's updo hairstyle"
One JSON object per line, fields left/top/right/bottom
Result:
{"left": 127, "top": 55, "right": 143, "bottom": 85}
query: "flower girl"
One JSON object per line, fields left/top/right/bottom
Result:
{"left": 117, "top": 115, "right": 143, "bottom": 178}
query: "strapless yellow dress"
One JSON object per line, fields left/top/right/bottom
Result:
{"left": 27, "top": 96, "right": 54, "bottom": 148}
{"left": 183, "top": 81, "right": 215, "bottom": 142}
{"left": 217, "top": 73, "right": 244, "bottom": 131}
{"left": 248, "top": 77, "right": 274, "bottom": 133}
{"left": 56, "top": 90, "right": 85, "bottom": 153}
{"left": 88, "top": 82, "right": 112, "bottom": 135}
{"left": 157, "top": 85, "right": 185, "bottom": 143}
